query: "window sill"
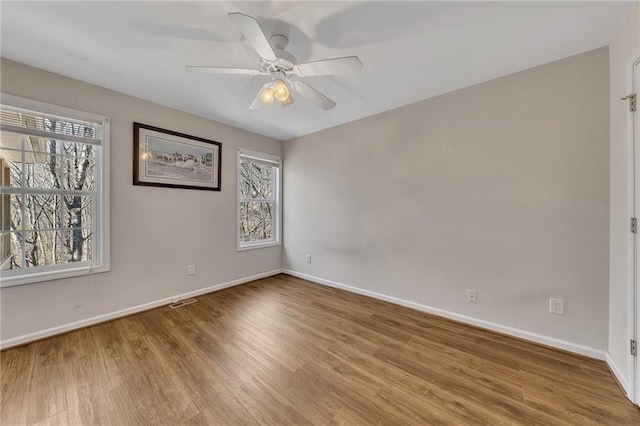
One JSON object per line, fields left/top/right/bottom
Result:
{"left": 237, "top": 241, "right": 281, "bottom": 252}
{"left": 0, "top": 263, "right": 110, "bottom": 288}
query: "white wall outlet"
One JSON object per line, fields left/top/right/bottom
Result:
{"left": 466, "top": 290, "right": 477, "bottom": 303}
{"left": 549, "top": 298, "right": 564, "bottom": 315}
{"left": 187, "top": 264, "right": 196, "bottom": 276}
{"left": 306, "top": 254, "right": 311, "bottom": 264}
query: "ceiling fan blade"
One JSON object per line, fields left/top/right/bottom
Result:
{"left": 186, "top": 66, "right": 267, "bottom": 75}
{"left": 290, "top": 81, "right": 336, "bottom": 110}
{"left": 228, "top": 12, "right": 277, "bottom": 61}
{"left": 293, "top": 56, "right": 363, "bottom": 77}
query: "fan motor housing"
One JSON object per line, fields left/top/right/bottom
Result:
{"left": 270, "top": 34, "right": 288, "bottom": 50}
{"left": 275, "top": 50, "right": 296, "bottom": 70}
{"left": 265, "top": 34, "right": 297, "bottom": 71}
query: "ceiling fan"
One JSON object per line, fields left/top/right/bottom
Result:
{"left": 186, "top": 12, "right": 363, "bottom": 111}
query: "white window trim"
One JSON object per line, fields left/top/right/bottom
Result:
{"left": 0, "top": 94, "right": 110, "bottom": 287}
{"left": 237, "top": 147, "right": 281, "bottom": 251}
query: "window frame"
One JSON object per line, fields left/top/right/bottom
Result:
{"left": 0, "top": 94, "right": 110, "bottom": 287}
{"left": 237, "top": 147, "right": 281, "bottom": 251}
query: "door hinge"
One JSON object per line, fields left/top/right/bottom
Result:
{"left": 621, "top": 94, "right": 636, "bottom": 112}
{"left": 632, "top": 339, "right": 638, "bottom": 356}
{"left": 631, "top": 217, "right": 637, "bottom": 233}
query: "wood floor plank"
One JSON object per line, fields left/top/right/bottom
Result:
{"left": 2, "top": 274, "right": 639, "bottom": 425}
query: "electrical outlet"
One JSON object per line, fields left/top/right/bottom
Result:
{"left": 466, "top": 290, "right": 477, "bottom": 303}
{"left": 187, "top": 264, "right": 196, "bottom": 276}
{"left": 549, "top": 298, "right": 564, "bottom": 315}
{"left": 306, "top": 254, "right": 311, "bottom": 264}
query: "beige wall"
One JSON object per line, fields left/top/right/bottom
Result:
{"left": 0, "top": 43, "right": 616, "bottom": 357}
{"left": 283, "top": 48, "right": 610, "bottom": 353}
{"left": 609, "top": 2, "right": 640, "bottom": 393}
{"left": 0, "top": 59, "right": 282, "bottom": 344}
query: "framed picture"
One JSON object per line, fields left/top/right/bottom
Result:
{"left": 133, "top": 123, "right": 222, "bottom": 191}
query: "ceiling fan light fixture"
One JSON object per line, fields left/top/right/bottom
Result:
{"left": 260, "top": 86, "right": 275, "bottom": 105}
{"left": 188, "top": 12, "right": 362, "bottom": 111}
{"left": 273, "top": 79, "right": 290, "bottom": 102}
{"left": 281, "top": 94, "right": 294, "bottom": 107}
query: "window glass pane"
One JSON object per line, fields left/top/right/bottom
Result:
{"left": 1, "top": 134, "right": 64, "bottom": 156}
{"left": 25, "top": 138, "right": 60, "bottom": 155}
{"left": 63, "top": 155, "right": 95, "bottom": 191}
{"left": 241, "top": 201, "right": 273, "bottom": 242}
{"left": 249, "top": 161, "right": 262, "bottom": 198}
{"left": 240, "top": 156, "right": 276, "bottom": 202}
{"left": 63, "top": 228, "right": 92, "bottom": 263}
{"left": 251, "top": 179, "right": 261, "bottom": 199}
{"left": 8, "top": 231, "right": 22, "bottom": 269}
{"left": 248, "top": 221, "right": 266, "bottom": 242}
{"left": 8, "top": 145, "right": 96, "bottom": 191}
{"left": 64, "top": 196, "right": 93, "bottom": 229}
{"left": 23, "top": 155, "right": 62, "bottom": 190}
{"left": 24, "top": 195, "right": 61, "bottom": 230}
{"left": 262, "top": 174, "right": 273, "bottom": 200}
{"left": 239, "top": 201, "right": 250, "bottom": 243}
{"left": 239, "top": 159, "right": 250, "bottom": 199}
{"left": 261, "top": 163, "right": 273, "bottom": 181}
{"left": 9, "top": 194, "right": 21, "bottom": 231}
{"left": 1, "top": 194, "right": 11, "bottom": 232}
{"left": 61, "top": 141, "right": 95, "bottom": 158}
{"left": 262, "top": 201, "right": 274, "bottom": 240}
{"left": 23, "top": 230, "right": 61, "bottom": 268}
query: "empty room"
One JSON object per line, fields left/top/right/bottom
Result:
{"left": 1, "top": 1, "right": 640, "bottom": 424}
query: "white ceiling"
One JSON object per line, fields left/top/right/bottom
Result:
{"left": 1, "top": 1, "right": 633, "bottom": 141}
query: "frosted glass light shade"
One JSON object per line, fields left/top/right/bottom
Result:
{"left": 274, "top": 80, "right": 290, "bottom": 102}
{"left": 260, "top": 87, "right": 275, "bottom": 105}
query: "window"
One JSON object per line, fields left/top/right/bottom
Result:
{"left": 238, "top": 148, "right": 281, "bottom": 250}
{"left": 0, "top": 94, "right": 110, "bottom": 287}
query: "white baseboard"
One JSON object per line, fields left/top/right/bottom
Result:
{"left": 0, "top": 269, "right": 283, "bottom": 350}
{"left": 606, "top": 353, "right": 631, "bottom": 398}
{"left": 281, "top": 269, "right": 607, "bottom": 361}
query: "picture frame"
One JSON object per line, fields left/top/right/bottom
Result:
{"left": 133, "top": 122, "right": 222, "bottom": 191}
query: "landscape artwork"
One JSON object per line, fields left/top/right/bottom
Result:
{"left": 133, "top": 123, "right": 222, "bottom": 191}
{"left": 144, "top": 136, "right": 214, "bottom": 183}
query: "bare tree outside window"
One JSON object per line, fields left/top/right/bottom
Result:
{"left": 0, "top": 97, "right": 108, "bottom": 287}
{"left": 238, "top": 151, "right": 280, "bottom": 248}
{"left": 1, "top": 116, "right": 96, "bottom": 270}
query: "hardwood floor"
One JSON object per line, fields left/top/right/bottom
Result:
{"left": 1, "top": 274, "right": 639, "bottom": 425}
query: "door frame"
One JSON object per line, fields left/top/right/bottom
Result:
{"left": 633, "top": 55, "right": 640, "bottom": 405}
{"left": 631, "top": 54, "right": 640, "bottom": 405}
